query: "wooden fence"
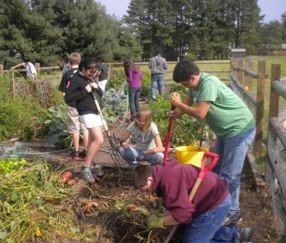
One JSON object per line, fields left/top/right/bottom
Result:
{"left": 266, "top": 64, "right": 286, "bottom": 236}
{"left": 230, "top": 57, "right": 286, "bottom": 236}
{"left": 230, "top": 57, "right": 265, "bottom": 157}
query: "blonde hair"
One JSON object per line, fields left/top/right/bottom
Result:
{"left": 136, "top": 110, "right": 152, "bottom": 132}
{"left": 69, "top": 52, "right": 81, "bottom": 65}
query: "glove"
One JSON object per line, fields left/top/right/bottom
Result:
{"left": 85, "top": 84, "right": 92, "bottom": 93}
{"left": 147, "top": 215, "right": 165, "bottom": 229}
{"left": 90, "top": 82, "right": 98, "bottom": 89}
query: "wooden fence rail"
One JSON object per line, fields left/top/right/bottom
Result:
{"left": 231, "top": 58, "right": 286, "bottom": 237}
{"left": 230, "top": 58, "right": 266, "bottom": 157}
{"left": 266, "top": 64, "right": 286, "bottom": 236}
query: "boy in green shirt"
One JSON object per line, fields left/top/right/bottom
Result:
{"left": 171, "top": 60, "right": 255, "bottom": 225}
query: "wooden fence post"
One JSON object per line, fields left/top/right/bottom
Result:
{"left": 35, "top": 62, "right": 40, "bottom": 79}
{"left": 12, "top": 69, "right": 16, "bottom": 100}
{"left": 254, "top": 60, "right": 266, "bottom": 156}
{"left": 269, "top": 64, "right": 281, "bottom": 118}
{"left": 244, "top": 57, "right": 253, "bottom": 92}
{"left": 237, "top": 58, "right": 244, "bottom": 86}
{"left": 0, "top": 64, "right": 3, "bottom": 75}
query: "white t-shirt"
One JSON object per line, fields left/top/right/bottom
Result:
{"left": 24, "top": 62, "right": 37, "bottom": 80}
{"left": 127, "top": 121, "right": 160, "bottom": 151}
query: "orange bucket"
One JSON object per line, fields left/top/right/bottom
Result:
{"left": 175, "top": 145, "right": 209, "bottom": 168}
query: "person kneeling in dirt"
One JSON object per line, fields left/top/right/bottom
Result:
{"left": 65, "top": 59, "right": 104, "bottom": 183}
{"left": 133, "top": 161, "right": 253, "bottom": 243}
{"left": 119, "top": 110, "right": 164, "bottom": 167}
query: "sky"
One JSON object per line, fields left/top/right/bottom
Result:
{"left": 97, "top": 0, "right": 286, "bottom": 23}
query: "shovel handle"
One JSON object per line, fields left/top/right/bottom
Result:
{"left": 93, "top": 93, "right": 108, "bottom": 132}
{"left": 163, "top": 105, "right": 176, "bottom": 164}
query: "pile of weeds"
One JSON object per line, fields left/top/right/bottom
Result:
{"left": 0, "top": 159, "right": 171, "bottom": 242}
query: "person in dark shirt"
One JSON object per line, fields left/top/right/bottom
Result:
{"left": 96, "top": 55, "right": 109, "bottom": 92}
{"left": 134, "top": 161, "right": 252, "bottom": 242}
{"left": 58, "top": 52, "right": 89, "bottom": 161}
{"left": 65, "top": 59, "right": 104, "bottom": 183}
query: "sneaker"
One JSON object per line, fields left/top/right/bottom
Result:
{"left": 81, "top": 167, "right": 95, "bottom": 183}
{"left": 224, "top": 212, "right": 242, "bottom": 226}
{"left": 79, "top": 149, "right": 87, "bottom": 159}
{"left": 91, "top": 164, "right": 104, "bottom": 177}
{"left": 239, "top": 227, "right": 253, "bottom": 242}
{"left": 71, "top": 151, "right": 80, "bottom": 161}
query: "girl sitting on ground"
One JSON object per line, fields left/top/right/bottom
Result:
{"left": 119, "top": 109, "right": 164, "bottom": 167}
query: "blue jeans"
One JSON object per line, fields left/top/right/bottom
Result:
{"left": 119, "top": 146, "right": 163, "bottom": 166}
{"left": 150, "top": 73, "right": 164, "bottom": 100}
{"left": 213, "top": 128, "right": 255, "bottom": 216}
{"left": 128, "top": 87, "right": 141, "bottom": 120}
{"left": 183, "top": 195, "right": 239, "bottom": 243}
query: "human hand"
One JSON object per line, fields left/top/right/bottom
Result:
{"left": 147, "top": 215, "right": 165, "bottom": 229}
{"left": 85, "top": 84, "right": 92, "bottom": 93}
{"left": 167, "top": 109, "right": 176, "bottom": 119}
{"left": 90, "top": 82, "right": 98, "bottom": 89}
{"left": 171, "top": 92, "right": 182, "bottom": 106}
{"left": 120, "top": 139, "right": 129, "bottom": 148}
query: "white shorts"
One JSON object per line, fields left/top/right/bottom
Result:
{"left": 80, "top": 114, "right": 104, "bottom": 129}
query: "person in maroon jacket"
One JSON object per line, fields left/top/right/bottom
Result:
{"left": 134, "top": 160, "right": 252, "bottom": 242}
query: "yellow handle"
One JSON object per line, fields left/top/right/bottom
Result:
{"left": 188, "top": 178, "right": 202, "bottom": 202}
{"left": 94, "top": 98, "right": 108, "bottom": 132}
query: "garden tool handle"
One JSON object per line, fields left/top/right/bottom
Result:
{"left": 188, "top": 151, "right": 219, "bottom": 201}
{"left": 92, "top": 92, "right": 109, "bottom": 132}
{"left": 163, "top": 104, "right": 176, "bottom": 165}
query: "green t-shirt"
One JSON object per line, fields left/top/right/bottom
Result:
{"left": 189, "top": 72, "right": 254, "bottom": 138}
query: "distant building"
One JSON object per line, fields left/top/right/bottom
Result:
{"left": 230, "top": 48, "right": 246, "bottom": 59}
{"left": 272, "top": 44, "right": 286, "bottom": 55}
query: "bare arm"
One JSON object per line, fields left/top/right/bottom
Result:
{"left": 144, "top": 134, "right": 164, "bottom": 154}
{"left": 12, "top": 63, "right": 24, "bottom": 69}
{"left": 171, "top": 92, "right": 211, "bottom": 119}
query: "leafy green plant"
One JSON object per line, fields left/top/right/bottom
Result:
{"left": 107, "top": 67, "right": 126, "bottom": 90}
{"left": 43, "top": 105, "right": 71, "bottom": 148}
{"left": 0, "top": 97, "right": 47, "bottom": 141}
{"left": 141, "top": 70, "right": 151, "bottom": 98}
{"left": 103, "top": 88, "right": 129, "bottom": 124}
{"left": 0, "top": 158, "right": 28, "bottom": 175}
{"left": 149, "top": 96, "right": 211, "bottom": 146}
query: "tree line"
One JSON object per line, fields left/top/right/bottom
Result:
{"left": 125, "top": 0, "right": 286, "bottom": 60}
{"left": 0, "top": 0, "right": 142, "bottom": 67}
{"left": 0, "top": 0, "right": 285, "bottom": 67}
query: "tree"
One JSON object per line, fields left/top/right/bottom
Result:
{"left": 125, "top": 0, "right": 262, "bottom": 59}
{"left": 0, "top": 0, "right": 142, "bottom": 65}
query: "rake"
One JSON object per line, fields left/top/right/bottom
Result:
{"left": 92, "top": 90, "right": 126, "bottom": 166}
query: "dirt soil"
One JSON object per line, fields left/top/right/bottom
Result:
{"left": 2, "top": 117, "right": 280, "bottom": 242}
